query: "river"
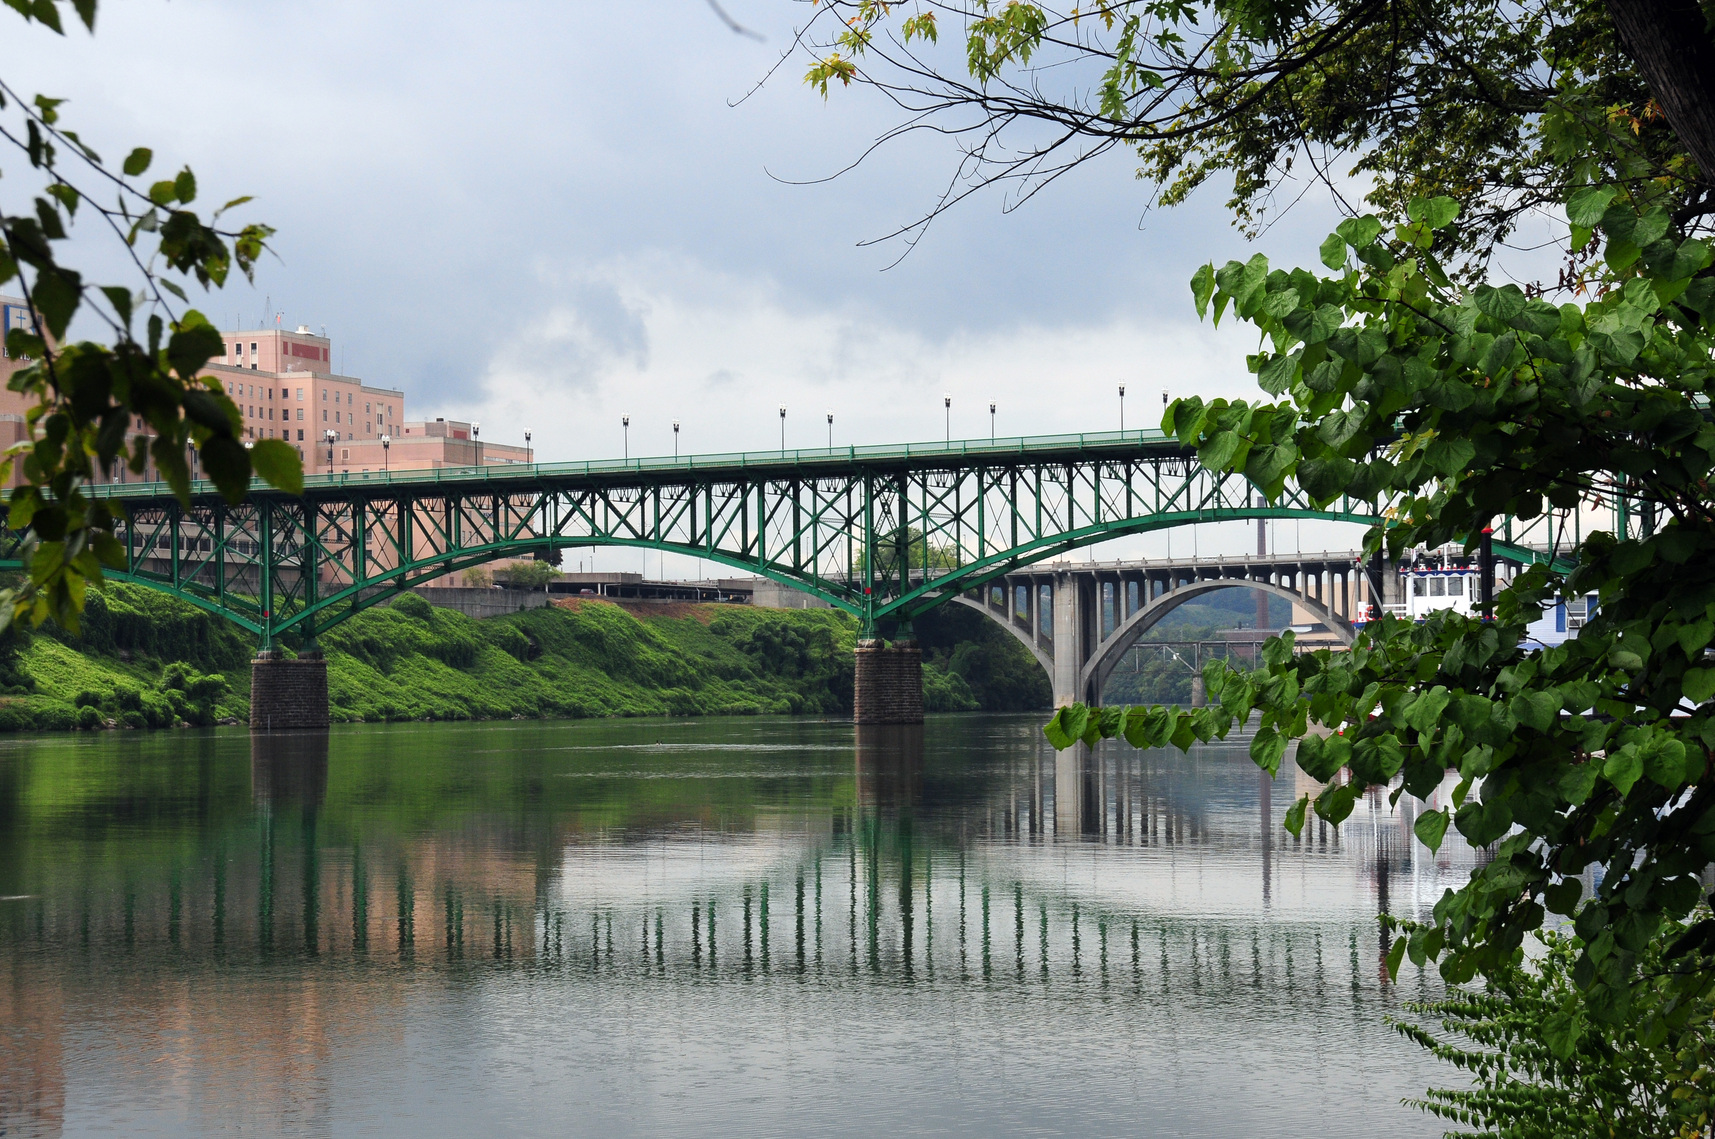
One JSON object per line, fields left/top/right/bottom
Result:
{"left": 0, "top": 715, "right": 1475, "bottom": 1137}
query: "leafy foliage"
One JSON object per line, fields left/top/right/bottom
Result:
{"left": 796, "top": 0, "right": 1705, "bottom": 271}
{"left": 1051, "top": 187, "right": 1715, "bottom": 1016}
{"left": 0, "top": 0, "right": 298, "bottom": 635}
{"left": 1395, "top": 926, "right": 1715, "bottom": 1137}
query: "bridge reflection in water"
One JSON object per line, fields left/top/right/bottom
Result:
{"left": 0, "top": 718, "right": 1474, "bottom": 1137}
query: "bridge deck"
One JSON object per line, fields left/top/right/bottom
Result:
{"left": 91, "top": 428, "right": 1195, "bottom": 502}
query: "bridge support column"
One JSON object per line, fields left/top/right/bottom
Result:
{"left": 1051, "top": 571, "right": 1089, "bottom": 707}
{"left": 250, "top": 650, "right": 330, "bottom": 732}
{"left": 853, "top": 639, "right": 923, "bottom": 724}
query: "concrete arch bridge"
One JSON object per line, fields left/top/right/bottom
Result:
{"left": 4, "top": 429, "right": 1567, "bottom": 726}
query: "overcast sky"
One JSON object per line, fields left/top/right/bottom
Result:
{"left": 7, "top": 0, "right": 1380, "bottom": 571}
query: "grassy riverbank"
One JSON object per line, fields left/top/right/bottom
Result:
{"left": 0, "top": 583, "right": 1048, "bottom": 731}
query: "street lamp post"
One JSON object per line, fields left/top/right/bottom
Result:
{"left": 989, "top": 402, "right": 996, "bottom": 441}
{"left": 524, "top": 430, "right": 532, "bottom": 465}
{"left": 673, "top": 420, "right": 680, "bottom": 459}
{"left": 944, "top": 394, "right": 951, "bottom": 443}
{"left": 622, "top": 415, "right": 630, "bottom": 460}
{"left": 826, "top": 411, "right": 833, "bottom": 449}
{"left": 471, "top": 421, "right": 481, "bottom": 467}
{"left": 381, "top": 434, "right": 391, "bottom": 472}
{"left": 778, "top": 405, "right": 786, "bottom": 454}
{"left": 324, "top": 429, "right": 337, "bottom": 473}
{"left": 1119, "top": 383, "right": 1126, "bottom": 431}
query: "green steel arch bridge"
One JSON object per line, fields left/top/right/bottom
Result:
{"left": 0, "top": 429, "right": 1578, "bottom": 725}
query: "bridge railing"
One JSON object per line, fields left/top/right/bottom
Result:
{"left": 86, "top": 428, "right": 1190, "bottom": 498}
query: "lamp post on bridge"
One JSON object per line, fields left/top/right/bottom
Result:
{"left": 779, "top": 404, "right": 787, "bottom": 454}
{"left": 1119, "top": 383, "right": 1126, "bottom": 432}
{"left": 826, "top": 411, "right": 833, "bottom": 449}
{"left": 524, "top": 430, "right": 532, "bottom": 465}
{"left": 622, "top": 415, "right": 630, "bottom": 461}
{"left": 381, "top": 434, "right": 390, "bottom": 472}
{"left": 673, "top": 420, "right": 680, "bottom": 459}
{"left": 324, "top": 429, "right": 337, "bottom": 474}
{"left": 989, "top": 401, "right": 996, "bottom": 441}
{"left": 472, "top": 421, "right": 481, "bottom": 468}
{"left": 944, "top": 394, "right": 951, "bottom": 443}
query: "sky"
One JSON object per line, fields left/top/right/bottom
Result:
{"left": 4, "top": 0, "right": 1381, "bottom": 572}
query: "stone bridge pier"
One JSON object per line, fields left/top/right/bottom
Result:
{"left": 250, "top": 650, "right": 331, "bottom": 731}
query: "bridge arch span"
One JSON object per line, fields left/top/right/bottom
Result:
{"left": 955, "top": 559, "right": 1364, "bottom": 707}
{"left": 949, "top": 594, "right": 1055, "bottom": 682}
{"left": 1079, "top": 577, "right": 1355, "bottom": 702}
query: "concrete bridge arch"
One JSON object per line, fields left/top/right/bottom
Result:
{"left": 957, "top": 553, "right": 1368, "bottom": 707}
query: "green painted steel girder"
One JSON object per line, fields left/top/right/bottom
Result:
{"left": 0, "top": 428, "right": 1582, "bottom": 643}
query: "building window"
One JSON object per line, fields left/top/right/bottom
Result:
{"left": 297, "top": 388, "right": 304, "bottom": 400}
{"left": 251, "top": 364, "right": 257, "bottom": 370}
{"left": 1448, "top": 576, "right": 1464, "bottom": 596}
{"left": 366, "top": 403, "right": 371, "bottom": 414}
{"left": 322, "top": 389, "right": 328, "bottom": 401}
{"left": 250, "top": 343, "right": 257, "bottom": 354}
{"left": 1412, "top": 577, "right": 1427, "bottom": 597}
{"left": 323, "top": 410, "right": 328, "bottom": 422}
{"left": 297, "top": 429, "right": 304, "bottom": 441}
{"left": 1430, "top": 577, "right": 1445, "bottom": 597}
{"left": 296, "top": 408, "right": 303, "bottom": 421}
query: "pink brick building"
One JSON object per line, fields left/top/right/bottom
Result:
{"left": 0, "top": 301, "right": 526, "bottom": 480}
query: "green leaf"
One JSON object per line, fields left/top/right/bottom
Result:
{"left": 1408, "top": 196, "right": 1458, "bottom": 230}
{"left": 1413, "top": 807, "right": 1450, "bottom": 852}
{"left": 1603, "top": 745, "right": 1644, "bottom": 796}
{"left": 1474, "top": 285, "right": 1526, "bottom": 322}
{"left": 1566, "top": 185, "right": 1617, "bottom": 228}
{"left": 1403, "top": 685, "right": 1450, "bottom": 734}
{"left": 1044, "top": 704, "right": 1088, "bottom": 749}
{"left": 1682, "top": 667, "right": 1715, "bottom": 705}
{"left": 1250, "top": 725, "right": 1288, "bottom": 776}
{"left": 1190, "top": 263, "right": 1215, "bottom": 320}
{"left": 1512, "top": 689, "right": 1560, "bottom": 732}
{"left": 1283, "top": 793, "right": 1309, "bottom": 837}
{"left": 122, "top": 147, "right": 152, "bottom": 177}
{"left": 1318, "top": 232, "right": 1346, "bottom": 271}
{"left": 1558, "top": 762, "right": 1600, "bottom": 805}
{"left": 1335, "top": 215, "right": 1382, "bottom": 248}
{"left": 1384, "top": 935, "right": 1407, "bottom": 981}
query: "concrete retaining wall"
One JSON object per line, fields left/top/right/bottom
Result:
{"left": 401, "top": 587, "right": 553, "bottom": 619}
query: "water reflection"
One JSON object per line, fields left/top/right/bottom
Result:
{"left": 0, "top": 716, "right": 1476, "bottom": 1138}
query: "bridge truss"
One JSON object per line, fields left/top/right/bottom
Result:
{"left": 15, "top": 430, "right": 1572, "bottom": 647}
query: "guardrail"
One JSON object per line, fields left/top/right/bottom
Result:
{"left": 86, "top": 427, "right": 1189, "bottom": 499}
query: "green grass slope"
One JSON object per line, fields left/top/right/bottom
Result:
{"left": 0, "top": 582, "right": 1050, "bottom": 732}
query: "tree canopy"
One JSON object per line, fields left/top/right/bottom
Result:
{"left": 799, "top": 0, "right": 1713, "bottom": 274}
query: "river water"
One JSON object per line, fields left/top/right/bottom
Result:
{"left": 0, "top": 715, "right": 1476, "bottom": 1137}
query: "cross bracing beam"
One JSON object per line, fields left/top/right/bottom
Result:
{"left": 0, "top": 429, "right": 1581, "bottom": 646}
